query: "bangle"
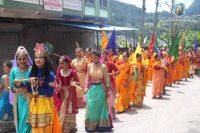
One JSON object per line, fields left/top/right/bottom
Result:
{"left": 31, "top": 85, "right": 39, "bottom": 96}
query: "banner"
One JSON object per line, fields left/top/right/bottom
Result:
{"left": 44, "top": 0, "right": 62, "bottom": 12}
{"left": 63, "top": 0, "right": 82, "bottom": 11}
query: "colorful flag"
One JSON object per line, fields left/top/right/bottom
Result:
{"left": 179, "top": 32, "right": 184, "bottom": 52}
{"left": 106, "top": 29, "right": 117, "bottom": 55}
{"left": 183, "top": 36, "right": 189, "bottom": 51}
{"left": 148, "top": 32, "right": 155, "bottom": 51}
{"left": 168, "top": 34, "right": 180, "bottom": 61}
{"left": 154, "top": 39, "right": 161, "bottom": 57}
{"left": 102, "top": 31, "right": 108, "bottom": 49}
{"left": 194, "top": 37, "right": 198, "bottom": 53}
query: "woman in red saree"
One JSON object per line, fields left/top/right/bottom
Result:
{"left": 101, "top": 49, "right": 119, "bottom": 118}
{"left": 56, "top": 55, "right": 79, "bottom": 133}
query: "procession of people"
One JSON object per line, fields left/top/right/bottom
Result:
{"left": 0, "top": 41, "right": 199, "bottom": 133}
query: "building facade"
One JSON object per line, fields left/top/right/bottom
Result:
{"left": 0, "top": 0, "right": 110, "bottom": 72}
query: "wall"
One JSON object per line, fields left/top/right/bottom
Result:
{"left": 0, "top": 24, "right": 95, "bottom": 74}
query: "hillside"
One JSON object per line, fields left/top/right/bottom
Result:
{"left": 186, "top": 0, "right": 200, "bottom": 15}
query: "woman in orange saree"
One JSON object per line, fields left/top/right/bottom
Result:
{"left": 115, "top": 52, "right": 133, "bottom": 113}
{"left": 132, "top": 53, "right": 146, "bottom": 107}
{"left": 152, "top": 55, "right": 165, "bottom": 99}
{"left": 147, "top": 53, "right": 154, "bottom": 81}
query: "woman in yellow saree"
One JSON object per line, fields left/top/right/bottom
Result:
{"left": 132, "top": 53, "right": 146, "bottom": 107}
{"left": 115, "top": 52, "right": 133, "bottom": 113}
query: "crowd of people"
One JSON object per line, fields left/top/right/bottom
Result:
{"left": 0, "top": 43, "right": 200, "bottom": 133}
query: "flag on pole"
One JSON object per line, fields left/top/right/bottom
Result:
{"left": 168, "top": 34, "right": 180, "bottom": 61}
{"left": 148, "top": 32, "right": 155, "bottom": 51}
{"left": 179, "top": 32, "right": 184, "bottom": 52}
{"left": 154, "top": 39, "right": 161, "bottom": 57}
{"left": 106, "top": 29, "right": 117, "bottom": 55}
{"left": 183, "top": 36, "right": 189, "bottom": 51}
{"left": 194, "top": 37, "right": 198, "bottom": 54}
{"left": 102, "top": 31, "right": 108, "bottom": 49}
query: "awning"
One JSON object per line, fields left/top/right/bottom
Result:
{"left": 62, "top": 23, "right": 139, "bottom": 31}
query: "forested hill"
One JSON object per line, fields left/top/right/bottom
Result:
{"left": 186, "top": 0, "right": 200, "bottom": 15}
{"left": 109, "top": 0, "right": 200, "bottom": 28}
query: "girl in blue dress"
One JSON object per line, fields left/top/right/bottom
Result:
{"left": 0, "top": 60, "right": 13, "bottom": 121}
{"left": 10, "top": 46, "right": 32, "bottom": 133}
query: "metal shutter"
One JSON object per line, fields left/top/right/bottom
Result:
{"left": 0, "top": 33, "right": 19, "bottom": 75}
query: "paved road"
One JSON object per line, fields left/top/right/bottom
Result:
{"left": 77, "top": 76, "right": 200, "bottom": 133}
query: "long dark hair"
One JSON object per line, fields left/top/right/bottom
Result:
{"left": 30, "top": 57, "right": 52, "bottom": 80}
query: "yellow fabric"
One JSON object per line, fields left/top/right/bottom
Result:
{"left": 152, "top": 60, "right": 162, "bottom": 67}
{"left": 115, "top": 61, "right": 133, "bottom": 112}
{"left": 102, "top": 31, "right": 108, "bottom": 49}
{"left": 128, "top": 53, "right": 135, "bottom": 63}
{"left": 132, "top": 43, "right": 144, "bottom": 65}
{"left": 132, "top": 61, "right": 146, "bottom": 106}
{"left": 32, "top": 125, "right": 52, "bottom": 133}
{"left": 29, "top": 97, "right": 53, "bottom": 128}
{"left": 30, "top": 97, "right": 62, "bottom": 133}
{"left": 147, "top": 56, "right": 154, "bottom": 81}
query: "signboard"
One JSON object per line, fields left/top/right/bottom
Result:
{"left": 63, "top": 0, "right": 82, "bottom": 11}
{"left": 12, "top": 0, "right": 39, "bottom": 4}
{"left": 44, "top": 0, "right": 62, "bottom": 12}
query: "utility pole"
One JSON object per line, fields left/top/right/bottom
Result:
{"left": 153, "top": 0, "right": 159, "bottom": 33}
{"left": 141, "top": 0, "right": 146, "bottom": 47}
{"left": 171, "top": 0, "right": 175, "bottom": 40}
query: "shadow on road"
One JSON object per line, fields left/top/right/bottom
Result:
{"left": 165, "top": 89, "right": 172, "bottom": 92}
{"left": 170, "top": 85, "right": 180, "bottom": 88}
{"left": 157, "top": 97, "right": 171, "bottom": 100}
{"left": 113, "top": 117, "right": 124, "bottom": 123}
{"left": 125, "top": 108, "right": 138, "bottom": 115}
{"left": 176, "top": 91, "right": 184, "bottom": 94}
{"left": 141, "top": 104, "right": 152, "bottom": 110}
{"left": 162, "top": 93, "right": 171, "bottom": 96}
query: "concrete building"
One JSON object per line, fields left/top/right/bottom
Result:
{"left": 0, "top": 0, "right": 110, "bottom": 72}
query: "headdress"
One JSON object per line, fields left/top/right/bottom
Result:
{"left": 12, "top": 46, "right": 33, "bottom": 68}
{"left": 60, "top": 55, "right": 72, "bottom": 66}
{"left": 34, "top": 43, "right": 49, "bottom": 57}
{"left": 15, "top": 46, "right": 28, "bottom": 57}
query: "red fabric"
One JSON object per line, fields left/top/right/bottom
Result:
{"left": 56, "top": 69, "right": 79, "bottom": 114}
{"left": 53, "top": 91, "right": 61, "bottom": 112}
{"left": 105, "top": 61, "right": 118, "bottom": 94}
{"left": 154, "top": 65, "right": 161, "bottom": 70}
{"left": 148, "top": 32, "right": 155, "bottom": 51}
{"left": 106, "top": 61, "right": 119, "bottom": 73}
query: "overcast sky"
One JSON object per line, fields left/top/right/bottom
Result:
{"left": 118, "top": 0, "right": 194, "bottom": 13}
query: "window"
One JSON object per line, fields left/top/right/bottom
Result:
{"left": 85, "top": 0, "right": 95, "bottom": 6}
{"left": 100, "top": 0, "right": 107, "bottom": 8}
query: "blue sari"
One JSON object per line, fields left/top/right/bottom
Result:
{"left": 0, "top": 75, "right": 13, "bottom": 121}
{"left": 10, "top": 67, "right": 32, "bottom": 133}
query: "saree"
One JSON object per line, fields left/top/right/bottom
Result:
{"left": 132, "top": 61, "right": 146, "bottom": 106}
{"left": 85, "top": 83, "right": 112, "bottom": 132}
{"left": 115, "top": 61, "right": 133, "bottom": 112}
{"left": 152, "top": 61, "right": 165, "bottom": 97}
